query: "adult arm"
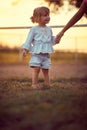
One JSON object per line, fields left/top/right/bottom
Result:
{"left": 61, "top": 0, "right": 86, "bottom": 34}
{"left": 56, "top": 0, "right": 86, "bottom": 43}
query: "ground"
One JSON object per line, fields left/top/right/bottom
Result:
{"left": 0, "top": 62, "right": 87, "bottom": 79}
{"left": 0, "top": 62, "right": 87, "bottom": 130}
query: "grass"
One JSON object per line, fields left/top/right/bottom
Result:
{"left": 0, "top": 78, "right": 87, "bottom": 130}
{"left": 51, "top": 51, "right": 87, "bottom": 63}
{"left": 0, "top": 50, "right": 87, "bottom": 64}
{"left": 0, "top": 49, "right": 87, "bottom": 129}
{"left": 0, "top": 51, "right": 20, "bottom": 64}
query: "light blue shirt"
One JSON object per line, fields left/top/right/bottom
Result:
{"left": 22, "top": 26, "right": 56, "bottom": 53}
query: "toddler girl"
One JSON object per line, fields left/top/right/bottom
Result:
{"left": 22, "top": 6, "right": 58, "bottom": 89}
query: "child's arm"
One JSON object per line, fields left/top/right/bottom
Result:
{"left": 52, "top": 35, "right": 60, "bottom": 45}
{"left": 50, "top": 27, "right": 60, "bottom": 45}
{"left": 21, "top": 27, "right": 34, "bottom": 51}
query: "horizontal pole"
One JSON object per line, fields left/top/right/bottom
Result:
{"left": 0, "top": 24, "right": 87, "bottom": 29}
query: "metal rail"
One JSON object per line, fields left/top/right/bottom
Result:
{"left": 0, "top": 24, "right": 87, "bottom": 29}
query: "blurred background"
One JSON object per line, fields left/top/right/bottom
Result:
{"left": 0, "top": 0, "right": 87, "bottom": 79}
{"left": 0, "top": 0, "right": 87, "bottom": 52}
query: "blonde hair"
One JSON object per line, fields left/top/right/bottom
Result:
{"left": 30, "top": 6, "right": 50, "bottom": 23}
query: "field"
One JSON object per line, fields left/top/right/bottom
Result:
{"left": 0, "top": 50, "right": 87, "bottom": 130}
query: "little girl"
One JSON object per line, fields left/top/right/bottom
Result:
{"left": 22, "top": 6, "right": 58, "bottom": 89}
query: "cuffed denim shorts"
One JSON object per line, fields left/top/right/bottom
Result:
{"left": 29, "top": 53, "right": 51, "bottom": 69}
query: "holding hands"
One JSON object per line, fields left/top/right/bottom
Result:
{"left": 55, "top": 0, "right": 87, "bottom": 44}
{"left": 55, "top": 31, "right": 64, "bottom": 43}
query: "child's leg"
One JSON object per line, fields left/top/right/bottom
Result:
{"left": 32, "top": 67, "right": 40, "bottom": 85}
{"left": 42, "top": 69, "right": 50, "bottom": 85}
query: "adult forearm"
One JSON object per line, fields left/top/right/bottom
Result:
{"left": 61, "top": 1, "right": 86, "bottom": 34}
{"left": 62, "top": 12, "right": 83, "bottom": 34}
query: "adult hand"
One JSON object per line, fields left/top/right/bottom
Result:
{"left": 55, "top": 31, "right": 64, "bottom": 43}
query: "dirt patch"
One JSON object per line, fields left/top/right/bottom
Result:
{"left": 0, "top": 62, "right": 87, "bottom": 79}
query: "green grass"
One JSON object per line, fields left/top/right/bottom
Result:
{"left": 0, "top": 78, "right": 87, "bottom": 130}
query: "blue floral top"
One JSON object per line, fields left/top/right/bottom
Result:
{"left": 22, "top": 26, "right": 56, "bottom": 54}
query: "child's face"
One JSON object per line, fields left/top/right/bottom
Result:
{"left": 39, "top": 12, "right": 50, "bottom": 26}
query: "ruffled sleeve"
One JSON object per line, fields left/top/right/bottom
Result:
{"left": 51, "top": 36, "right": 56, "bottom": 45}
{"left": 22, "top": 27, "right": 34, "bottom": 51}
{"left": 50, "top": 28, "right": 56, "bottom": 45}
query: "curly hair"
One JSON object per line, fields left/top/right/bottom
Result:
{"left": 30, "top": 6, "right": 50, "bottom": 23}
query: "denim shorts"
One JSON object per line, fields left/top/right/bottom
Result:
{"left": 29, "top": 53, "right": 51, "bottom": 69}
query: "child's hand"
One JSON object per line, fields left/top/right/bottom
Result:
{"left": 22, "top": 49, "right": 28, "bottom": 57}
